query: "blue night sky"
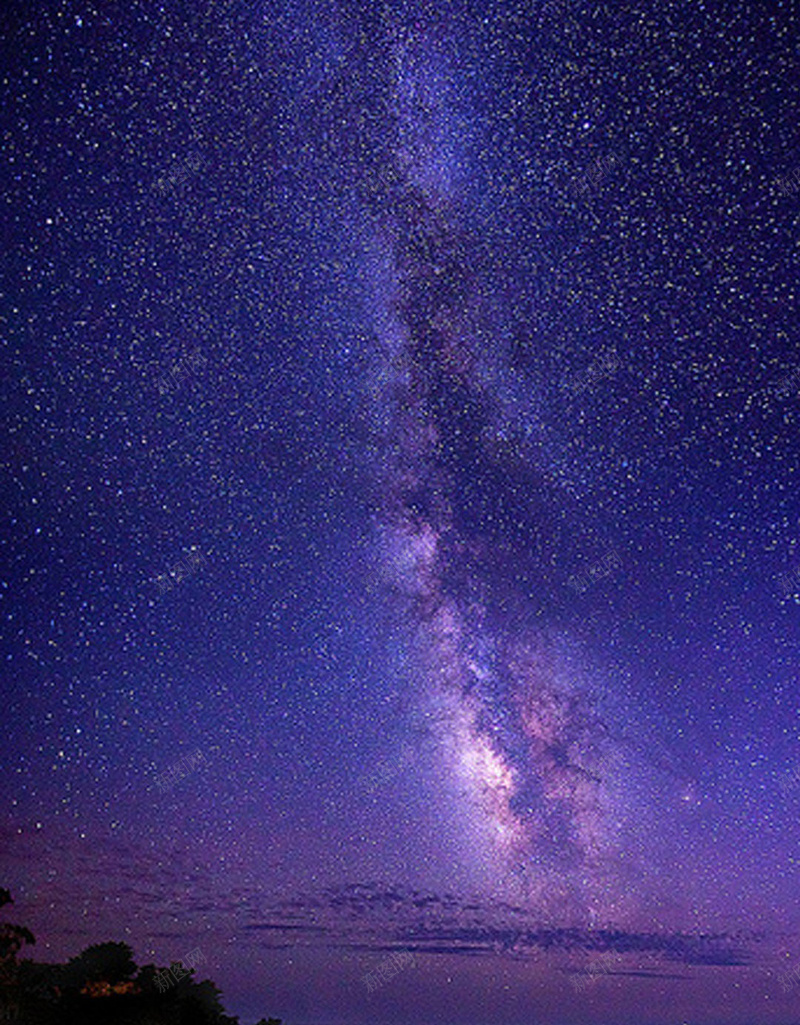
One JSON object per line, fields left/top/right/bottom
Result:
{"left": 4, "top": 0, "right": 800, "bottom": 1022}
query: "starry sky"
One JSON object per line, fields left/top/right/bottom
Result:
{"left": 3, "top": 1, "right": 800, "bottom": 1023}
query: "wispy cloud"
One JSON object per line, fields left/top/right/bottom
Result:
{"left": 240, "top": 883, "right": 753, "bottom": 968}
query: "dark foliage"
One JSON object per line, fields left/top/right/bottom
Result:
{"left": 0, "top": 889, "right": 280, "bottom": 1025}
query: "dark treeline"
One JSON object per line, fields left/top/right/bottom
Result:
{"left": 0, "top": 888, "right": 280, "bottom": 1025}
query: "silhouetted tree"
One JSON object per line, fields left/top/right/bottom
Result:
{"left": 65, "top": 940, "right": 137, "bottom": 987}
{"left": 0, "top": 889, "right": 36, "bottom": 1023}
{"left": 0, "top": 887, "right": 36, "bottom": 968}
{"left": 1, "top": 886, "right": 287, "bottom": 1023}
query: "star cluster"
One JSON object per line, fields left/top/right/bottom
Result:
{"left": 3, "top": 0, "right": 800, "bottom": 1022}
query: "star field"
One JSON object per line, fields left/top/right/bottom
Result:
{"left": 3, "top": 1, "right": 800, "bottom": 1023}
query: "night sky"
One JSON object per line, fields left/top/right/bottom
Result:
{"left": 4, "top": 1, "right": 800, "bottom": 1023}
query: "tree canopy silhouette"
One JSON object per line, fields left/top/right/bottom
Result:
{"left": 0, "top": 887, "right": 282, "bottom": 1025}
